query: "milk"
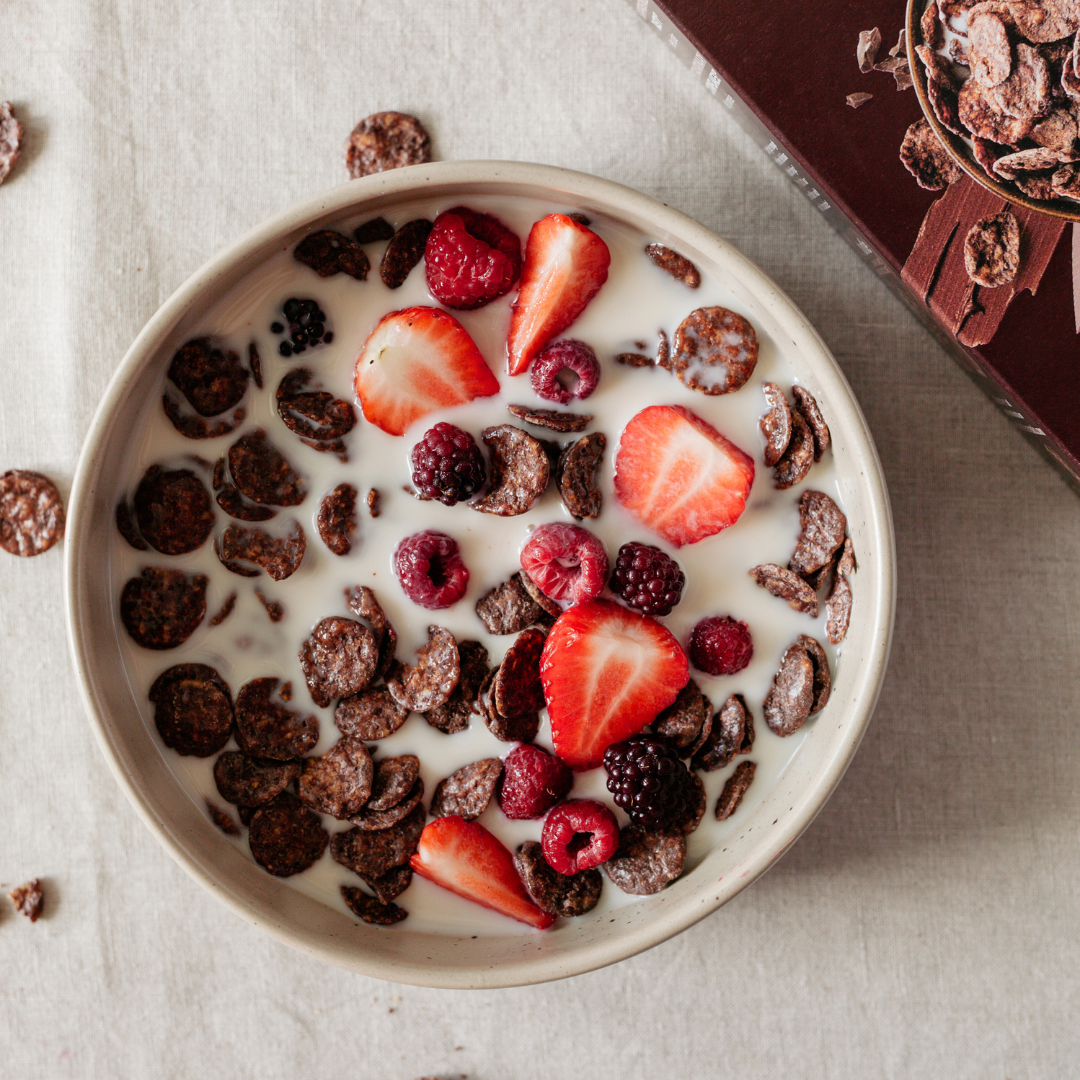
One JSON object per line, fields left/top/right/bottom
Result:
{"left": 109, "top": 194, "right": 844, "bottom": 935}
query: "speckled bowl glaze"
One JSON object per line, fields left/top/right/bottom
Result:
{"left": 65, "top": 161, "right": 895, "bottom": 988}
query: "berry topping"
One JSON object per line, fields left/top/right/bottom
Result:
{"left": 354, "top": 306, "right": 500, "bottom": 436}
{"left": 614, "top": 404, "right": 755, "bottom": 548}
{"left": 424, "top": 206, "right": 522, "bottom": 310}
{"left": 410, "top": 422, "right": 486, "bottom": 506}
{"left": 542, "top": 599, "right": 689, "bottom": 770}
{"left": 541, "top": 799, "right": 620, "bottom": 875}
{"left": 410, "top": 815, "right": 555, "bottom": 929}
{"left": 507, "top": 214, "right": 611, "bottom": 375}
{"left": 609, "top": 542, "right": 685, "bottom": 617}
{"left": 687, "top": 615, "right": 754, "bottom": 676}
{"left": 498, "top": 744, "right": 573, "bottom": 820}
{"left": 603, "top": 733, "right": 694, "bottom": 830}
{"left": 519, "top": 522, "right": 608, "bottom": 606}
{"left": 393, "top": 530, "right": 469, "bottom": 609}
{"left": 276, "top": 297, "right": 332, "bottom": 358}
{"left": 530, "top": 339, "right": 601, "bottom": 404}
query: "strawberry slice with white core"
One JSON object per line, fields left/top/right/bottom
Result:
{"left": 614, "top": 404, "right": 755, "bottom": 548}
{"left": 542, "top": 599, "right": 689, "bottom": 771}
{"left": 506, "top": 214, "right": 611, "bottom": 376}
{"left": 354, "top": 305, "right": 500, "bottom": 436}
{"left": 410, "top": 815, "right": 555, "bottom": 930}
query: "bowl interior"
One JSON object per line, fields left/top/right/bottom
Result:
{"left": 66, "top": 161, "right": 895, "bottom": 988}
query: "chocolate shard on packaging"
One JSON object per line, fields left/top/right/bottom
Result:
{"left": 626, "top": 0, "right": 1080, "bottom": 491}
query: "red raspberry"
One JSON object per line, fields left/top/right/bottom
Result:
{"left": 608, "top": 542, "right": 685, "bottom": 617}
{"left": 687, "top": 615, "right": 753, "bottom": 676}
{"left": 497, "top": 744, "right": 573, "bottom": 820}
{"left": 530, "top": 339, "right": 601, "bottom": 404}
{"left": 393, "top": 530, "right": 469, "bottom": 609}
{"left": 424, "top": 206, "right": 522, "bottom": 310}
{"left": 410, "top": 422, "right": 486, "bottom": 506}
{"left": 542, "top": 799, "right": 620, "bottom": 875}
{"left": 520, "top": 522, "right": 608, "bottom": 606}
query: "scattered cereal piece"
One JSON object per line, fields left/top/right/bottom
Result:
{"left": 293, "top": 229, "right": 370, "bottom": 280}
{"left": 791, "top": 386, "right": 830, "bottom": 462}
{"left": 167, "top": 338, "right": 249, "bottom": 418}
{"left": 644, "top": 243, "right": 700, "bottom": 288}
{"left": 556, "top": 432, "right": 605, "bottom": 520}
{"left": 602, "top": 826, "right": 685, "bottom": 896}
{"left": 227, "top": 430, "right": 307, "bottom": 507}
{"left": 0, "top": 101, "right": 24, "bottom": 184}
{"left": 772, "top": 407, "right": 815, "bottom": 489}
{"left": 470, "top": 425, "right": 550, "bottom": 516}
{"left": 964, "top": 212, "right": 1020, "bottom": 287}
{"left": 857, "top": 27, "right": 882, "bottom": 73}
{"left": 424, "top": 639, "right": 490, "bottom": 734}
{"left": 208, "top": 591, "right": 237, "bottom": 626}
{"left": 299, "top": 616, "right": 379, "bottom": 707}
{"left": 826, "top": 571, "right": 853, "bottom": 645}
{"left": 120, "top": 567, "right": 208, "bottom": 650}
{"left": 671, "top": 307, "right": 758, "bottom": 395}
{"left": 213, "top": 752, "right": 301, "bottom": 808}
{"left": 899, "top": 118, "right": 964, "bottom": 191}
{"left": 514, "top": 841, "right": 602, "bottom": 917}
{"left": 8, "top": 879, "right": 43, "bottom": 922}
{"left": 349, "top": 777, "right": 424, "bottom": 831}
{"left": 760, "top": 382, "right": 792, "bottom": 467}
{"left": 692, "top": 694, "right": 753, "bottom": 772}
{"left": 206, "top": 801, "right": 242, "bottom": 837}
{"left": 367, "top": 755, "right": 421, "bottom": 812}
{"left": 749, "top": 563, "right": 819, "bottom": 616}
{"left": 476, "top": 574, "right": 553, "bottom": 636}
{"left": 0, "top": 470, "right": 65, "bottom": 557}
{"left": 340, "top": 885, "right": 408, "bottom": 925}
{"left": 219, "top": 520, "right": 306, "bottom": 581}
{"left": 387, "top": 626, "right": 460, "bottom": 712}
{"left": 790, "top": 490, "right": 847, "bottom": 576}
{"left": 380, "top": 217, "right": 433, "bottom": 288}
{"left": 132, "top": 465, "right": 214, "bottom": 556}
{"left": 345, "top": 112, "right": 431, "bottom": 178}
{"left": 715, "top": 761, "right": 756, "bottom": 821}
{"left": 297, "top": 738, "right": 374, "bottom": 819}
{"left": 506, "top": 404, "right": 593, "bottom": 432}
{"left": 150, "top": 663, "right": 234, "bottom": 758}
{"left": 248, "top": 792, "right": 329, "bottom": 877}
{"left": 367, "top": 487, "right": 381, "bottom": 518}
{"left": 317, "top": 483, "right": 357, "bottom": 556}
{"left": 763, "top": 642, "right": 815, "bottom": 736}
{"left": 235, "top": 677, "right": 318, "bottom": 760}
{"left": 354, "top": 216, "right": 396, "bottom": 244}
{"left": 430, "top": 758, "right": 503, "bottom": 820}
{"left": 330, "top": 802, "right": 426, "bottom": 879}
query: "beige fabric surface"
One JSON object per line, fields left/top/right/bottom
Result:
{"left": 2, "top": 1, "right": 1078, "bottom": 1076}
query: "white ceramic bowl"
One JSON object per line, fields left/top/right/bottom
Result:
{"left": 65, "top": 161, "right": 895, "bottom": 988}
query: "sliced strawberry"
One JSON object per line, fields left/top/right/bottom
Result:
{"left": 410, "top": 816, "right": 555, "bottom": 929}
{"left": 355, "top": 306, "right": 500, "bottom": 436}
{"left": 542, "top": 599, "right": 689, "bottom": 771}
{"left": 613, "top": 405, "right": 755, "bottom": 548}
{"left": 505, "top": 214, "right": 611, "bottom": 376}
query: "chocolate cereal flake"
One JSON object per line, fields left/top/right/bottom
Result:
{"left": 133, "top": 465, "right": 214, "bottom": 556}
{"left": 964, "top": 212, "right": 1021, "bottom": 288}
{"left": 671, "top": 306, "right": 759, "bottom": 395}
{"left": 167, "top": 338, "right": 249, "bottom": 418}
{"left": 476, "top": 574, "right": 553, "bottom": 635}
{"left": 921, "top": 0, "right": 944, "bottom": 50}
{"left": 763, "top": 642, "right": 815, "bottom": 737}
{"left": 900, "top": 118, "right": 965, "bottom": 190}
{"left": 8, "top": 879, "right": 43, "bottom": 922}
{"left": 0, "top": 102, "right": 24, "bottom": 184}
{"left": 255, "top": 589, "right": 285, "bottom": 623}
{"left": 208, "top": 591, "right": 237, "bottom": 626}
{"left": 115, "top": 500, "right": 147, "bottom": 551}
{"left": 790, "top": 490, "right": 847, "bottom": 576}
{"left": 614, "top": 351, "right": 655, "bottom": 368}
{"left": 1011, "top": 0, "right": 1079, "bottom": 43}
{"left": 387, "top": 626, "right": 460, "bottom": 713}
{"left": 353, "top": 216, "right": 396, "bottom": 244}
{"left": 296, "top": 738, "right": 373, "bottom": 819}
{"left": 507, "top": 404, "right": 593, "bottom": 432}
{"left": 366, "top": 488, "right": 381, "bottom": 517}
{"left": 248, "top": 792, "right": 329, "bottom": 877}
{"left": 276, "top": 368, "right": 357, "bottom": 445}
{"left": 826, "top": 572, "right": 853, "bottom": 645}
{"left": 235, "top": 677, "right": 319, "bottom": 761}
{"left": 798, "top": 634, "right": 832, "bottom": 713}
{"left": 207, "top": 801, "right": 242, "bottom": 837}
{"left": 968, "top": 7, "right": 1013, "bottom": 87}
{"left": 150, "top": 663, "right": 234, "bottom": 757}
{"left": 330, "top": 802, "right": 426, "bottom": 879}
{"left": 760, "top": 382, "right": 793, "bottom": 468}
{"left": 838, "top": 536, "right": 857, "bottom": 577}
{"left": 380, "top": 217, "right": 433, "bottom": 289}
{"left": 471, "top": 425, "right": 550, "bottom": 516}
{"left": 425, "top": 639, "right": 490, "bottom": 734}
{"left": 0, "top": 470, "right": 65, "bottom": 557}
{"left": 340, "top": 885, "right": 408, "bottom": 925}
{"left": 494, "top": 627, "right": 547, "bottom": 719}
{"left": 162, "top": 393, "right": 245, "bottom": 441}
{"left": 367, "top": 755, "right": 421, "bottom": 812}
{"left": 519, "top": 569, "right": 563, "bottom": 618}
{"left": 515, "top": 841, "right": 602, "bottom": 917}
{"left": 715, "top": 761, "right": 756, "bottom": 821}
{"left": 430, "top": 758, "right": 503, "bottom": 820}
{"left": 357, "top": 863, "right": 413, "bottom": 905}
{"left": 652, "top": 679, "right": 708, "bottom": 753}
{"left": 791, "top": 386, "right": 831, "bottom": 462}
{"left": 957, "top": 78, "right": 1035, "bottom": 145}
{"left": 644, "top": 244, "right": 700, "bottom": 288}
{"left": 212, "top": 475, "right": 276, "bottom": 522}
{"left": 692, "top": 693, "right": 753, "bottom": 772}
{"left": 227, "top": 430, "right": 306, "bottom": 507}
{"left": 213, "top": 751, "right": 301, "bottom": 808}
{"left": 120, "top": 567, "right": 208, "bottom": 649}
{"left": 317, "top": 482, "right": 357, "bottom": 556}
{"left": 293, "top": 229, "right": 369, "bottom": 280}
{"left": 299, "top": 616, "right": 379, "bottom": 708}
{"left": 219, "top": 520, "right": 306, "bottom": 581}
{"left": 603, "top": 826, "right": 685, "bottom": 896}
{"left": 749, "top": 563, "right": 819, "bottom": 616}
{"left": 335, "top": 686, "right": 411, "bottom": 741}
{"left": 345, "top": 112, "right": 431, "bottom": 178}
{"left": 344, "top": 584, "right": 398, "bottom": 677}
{"left": 556, "top": 432, "right": 605, "bottom": 520}
{"left": 349, "top": 778, "right": 424, "bottom": 831}
{"left": 481, "top": 670, "right": 540, "bottom": 743}
{"left": 773, "top": 408, "right": 816, "bottom": 489}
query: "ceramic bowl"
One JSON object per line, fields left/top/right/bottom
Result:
{"left": 65, "top": 161, "right": 895, "bottom": 988}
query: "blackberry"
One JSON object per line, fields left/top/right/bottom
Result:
{"left": 273, "top": 297, "right": 332, "bottom": 355}
{"left": 609, "top": 542, "right": 685, "bottom": 617}
{"left": 603, "top": 734, "right": 692, "bottom": 830}
{"left": 409, "top": 422, "right": 486, "bottom": 506}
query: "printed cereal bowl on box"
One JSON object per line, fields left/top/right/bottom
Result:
{"left": 66, "top": 161, "right": 894, "bottom": 988}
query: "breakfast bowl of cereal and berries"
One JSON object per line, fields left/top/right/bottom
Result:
{"left": 65, "top": 160, "right": 894, "bottom": 987}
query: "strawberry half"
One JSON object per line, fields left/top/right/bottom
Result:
{"left": 542, "top": 599, "right": 689, "bottom": 771}
{"left": 354, "top": 306, "right": 500, "bottom": 436}
{"left": 505, "top": 214, "right": 611, "bottom": 376}
{"left": 410, "top": 816, "right": 555, "bottom": 929}
{"left": 613, "top": 404, "right": 755, "bottom": 547}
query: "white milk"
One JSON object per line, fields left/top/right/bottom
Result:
{"left": 109, "top": 194, "right": 845, "bottom": 936}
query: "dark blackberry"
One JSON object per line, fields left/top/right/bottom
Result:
{"left": 275, "top": 297, "right": 332, "bottom": 354}
{"left": 409, "top": 422, "right": 486, "bottom": 506}
{"left": 270, "top": 321, "right": 284, "bottom": 334}
{"left": 603, "top": 734, "right": 692, "bottom": 829}
{"left": 609, "top": 542, "right": 685, "bottom": 617}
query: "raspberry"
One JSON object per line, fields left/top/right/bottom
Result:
{"left": 608, "top": 542, "right": 685, "bottom": 617}
{"left": 276, "top": 297, "right": 332, "bottom": 357}
{"left": 603, "top": 734, "right": 693, "bottom": 830}
{"left": 687, "top": 615, "right": 753, "bottom": 676}
{"left": 541, "top": 799, "right": 620, "bottom": 875}
{"left": 393, "top": 530, "right": 469, "bottom": 609}
{"left": 530, "top": 340, "right": 601, "bottom": 404}
{"left": 520, "top": 522, "right": 608, "bottom": 606}
{"left": 424, "top": 206, "right": 522, "bottom": 310}
{"left": 409, "top": 422, "right": 486, "bottom": 506}
{"left": 498, "top": 744, "right": 573, "bottom": 820}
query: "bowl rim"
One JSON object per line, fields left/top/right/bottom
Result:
{"left": 906, "top": 0, "right": 1080, "bottom": 222}
{"left": 65, "top": 160, "right": 896, "bottom": 987}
